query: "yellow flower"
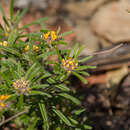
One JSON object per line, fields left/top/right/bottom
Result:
{"left": 5, "top": 32, "right": 9, "bottom": 37}
{"left": 2, "top": 41, "right": 8, "bottom": 47}
{"left": 24, "top": 45, "right": 29, "bottom": 52}
{"left": 0, "top": 41, "right": 8, "bottom": 52}
{"left": 23, "top": 45, "right": 39, "bottom": 53}
{"left": 62, "top": 57, "right": 78, "bottom": 73}
{"left": 0, "top": 95, "right": 10, "bottom": 110}
{"left": 13, "top": 77, "right": 30, "bottom": 95}
{"left": 33, "top": 45, "right": 39, "bottom": 52}
{"left": 43, "top": 31, "right": 58, "bottom": 44}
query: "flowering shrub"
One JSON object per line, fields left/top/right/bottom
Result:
{"left": 0, "top": 0, "right": 95, "bottom": 129}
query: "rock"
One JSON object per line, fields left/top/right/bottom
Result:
{"left": 14, "top": 0, "right": 48, "bottom": 9}
{"left": 73, "top": 20, "right": 100, "bottom": 55}
{"left": 91, "top": 0, "right": 130, "bottom": 44}
{"left": 63, "top": 0, "right": 105, "bottom": 19}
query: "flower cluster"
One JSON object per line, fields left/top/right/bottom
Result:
{"left": 13, "top": 78, "right": 30, "bottom": 95}
{"left": 23, "top": 45, "right": 39, "bottom": 53}
{"left": 44, "top": 31, "right": 58, "bottom": 44}
{"left": 62, "top": 57, "right": 78, "bottom": 73}
{"left": 0, "top": 95, "right": 10, "bottom": 110}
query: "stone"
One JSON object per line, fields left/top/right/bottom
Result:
{"left": 63, "top": 0, "right": 105, "bottom": 19}
{"left": 91, "top": 0, "right": 130, "bottom": 44}
{"left": 73, "top": 20, "right": 100, "bottom": 55}
{"left": 14, "top": 0, "right": 48, "bottom": 9}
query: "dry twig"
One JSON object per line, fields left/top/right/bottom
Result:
{"left": 0, "top": 110, "right": 28, "bottom": 126}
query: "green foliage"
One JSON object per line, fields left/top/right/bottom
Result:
{"left": 0, "top": 0, "right": 94, "bottom": 129}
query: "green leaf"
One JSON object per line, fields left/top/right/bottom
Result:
{"left": 84, "top": 125, "right": 92, "bottom": 130}
{"left": 25, "top": 63, "right": 37, "bottom": 80}
{"left": 55, "top": 84, "right": 70, "bottom": 92}
{"left": 30, "top": 91, "right": 52, "bottom": 98}
{"left": 0, "top": 4, "right": 9, "bottom": 26}
{"left": 56, "top": 47, "right": 62, "bottom": 61}
{"left": 78, "top": 71, "right": 90, "bottom": 77}
{"left": 28, "top": 66, "right": 41, "bottom": 81}
{"left": 37, "top": 51, "right": 56, "bottom": 59}
{"left": 0, "top": 45, "right": 21, "bottom": 57}
{"left": 58, "top": 93, "right": 80, "bottom": 105}
{"left": 69, "top": 117, "right": 78, "bottom": 125}
{"left": 75, "top": 45, "right": 84, "bottom": 59}
{"left": 15, "top": 8, "right": 28, "bottom": 25}
{"left": 8, "top": 29, "right": 19, "bottom": 45}
{"left": 73, "top": 43, "right": 79, "bottom": 57}
{"left": 56, "top": 127, "right": 61, "bottom": 130}
{"left": 36, "top": 73, "right": 51, "bottom": 82}
{"left": 39, "top": 103, "right": 49, "bottom": 130}
{"left": 20, "top": 17, "right": 48, "bottom": 30}
{"left": 47, "top": 78, "right": 56, "bottom": 84}
{"left": 10, "top": 0, "right": 14, "bottom": 21}
{"left": 76, "top": 65, "right": 96, "bottom": 71}
{"left": 79, "top": 56, "right": 93, "bottom": 63}
{"left": 59, "top": 31, "right": 73, "bottom": 38}
{"left": 19, "top": 94, "right": 24, "bottom": 110}
{"left": 52, "top": 106, "right": 73, "bottom": 126}
{"left": 32, "top": 84, "right": 49, "bottom": 89}
{"left": 74, "top": 109, "right": 86, "bottom": 115}
{"left": 17, "top": 61, "right": 22, "bottom": 79}
{"left": 27, "top": 118, "right": 39, "bottom": 130}
{"left": 72, "top": 71, "right": 87, "bottom": 84}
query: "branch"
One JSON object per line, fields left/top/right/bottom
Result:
{"left": 87, "top": 43, "right": 123, "bottom": 56}
{"left": 0, "top": 110, "right": 28, "bottom": 126}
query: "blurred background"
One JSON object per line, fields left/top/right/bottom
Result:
{"left": 0, "top": 0, "right": 130, "bottom": 130}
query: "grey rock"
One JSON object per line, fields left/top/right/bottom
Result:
{"left": 14, "top": 0, "right": 48, "bottom": 9}
{"left": 63, "top": 0, "right": 105, "bottom": 19}
{"left": 73, "top": 20, "right": 100, "bottom": 55}
{"left": 91, "top": 0, "right": 130, "bottom": 44}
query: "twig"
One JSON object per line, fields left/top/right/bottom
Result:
{"left": 87, "top": 43, "right": 123, "bottom": 56}
{"left": 0, "top": 110, "right": 28, "bottom": 126}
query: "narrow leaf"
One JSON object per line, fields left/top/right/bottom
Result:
{"left": 39, "top": 103, "right": 49, "bottom": 130}
{"left": 10, "top": 0, "right": 14, "bottom": 21}
{"left": 0, "top": 4, "right": 9, "bottom": 26}
{"left": 58, "top": 93, "right": 80, "bottom": 105}
{"left": 73, "top": 43, "right": 79, "bottom": 57}
{"left": 78, "top": 71, "right": 90, "bottom": 77}
{"left": 79, "top": 56, "right": 93, "bottom": 63}
{"left": 72, "top": 71, "right": 87, "bottom": 84}
{"left": 52, "top": 107, "right": 73, "bottom": 126}
{"left": 25, "top": 63, "right": 37, "bottom": 80}
{"left": 69, "top": 117, "right": 78, "bottom": 125}
{"left": 74, "top": 109, "right": 86, "bottom": 115}
{"left": 76, "top": 65, "right": 96, "bottom": 71}
{"left": 55, "top": 84, "right": 70, "bottom": 92}
{"left": 17, "top": 61, "right": 22, "bottom": 79}
{"left": 15, "top": 8, "right": 28, "bottom": 25}
{"left": 30, "top": 91, "right": 52, "bottom": 98}
{"left": 19, "top": 94, "right": 24, "bottom": 110}
{"left": 20, "top": 17, "right": 48, "bottom": 30}
{"left": 59, "top": 31, "right": 73, "bottom": 38}
{"left": 0, "top": 45, "right": 21, "bottom": 57}
{"left": 75, "top": 45, "right": 85, "bottom": 59}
